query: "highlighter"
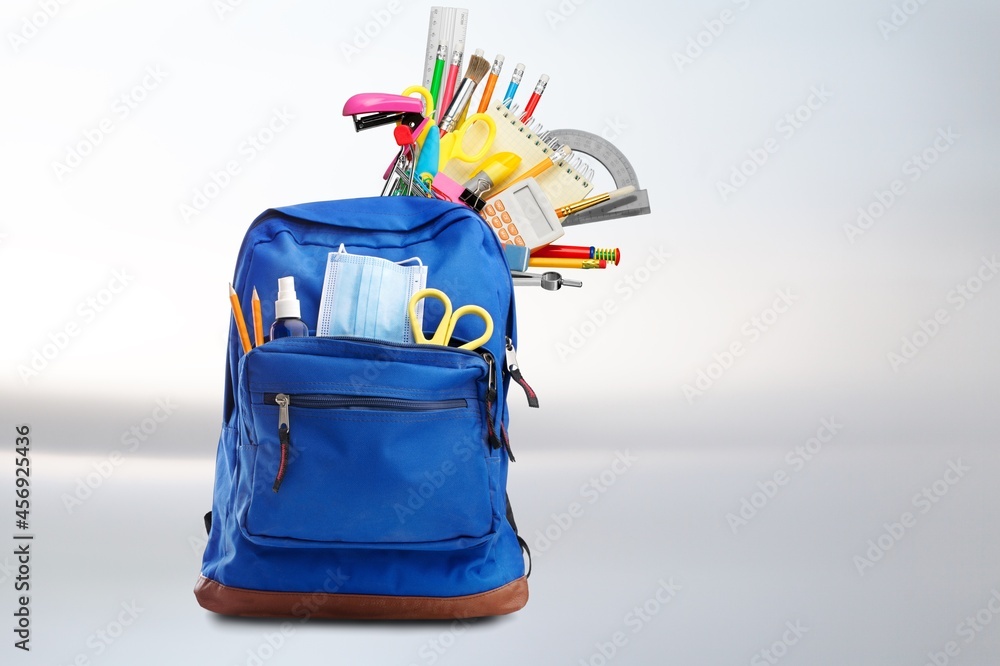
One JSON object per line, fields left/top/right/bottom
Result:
{"left": 463, "top": 152, "right": 522, "bottom": 197}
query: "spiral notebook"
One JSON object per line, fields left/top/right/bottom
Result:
{"left": 440, "top": 103, "right": 593, "bottom": 208}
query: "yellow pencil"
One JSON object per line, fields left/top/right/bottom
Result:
{"left": 229, "top": 283, "right": 252, "bottom": 354}
{"left": 251, "top": 287, "right": 264, "bottom": 348}
{"left": 528, "top": 257, "right": 607, "bottom": 270}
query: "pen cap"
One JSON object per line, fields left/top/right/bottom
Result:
{"left": 481, "top": 152, "right": 521, "bottom": 185}
{"left": 274, "top": 276, "right": 301, "bottom": 319}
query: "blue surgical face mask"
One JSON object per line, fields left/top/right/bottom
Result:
{"left": 316, "top": 245, "right": 427, "bottom": 343}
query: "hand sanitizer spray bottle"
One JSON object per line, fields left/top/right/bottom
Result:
{"left": 269, "top": 276, "right": 309, "bottom": 339}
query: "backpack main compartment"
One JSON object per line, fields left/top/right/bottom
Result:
{"left": 195, "top": 196, "right": 528, "bottom": 619}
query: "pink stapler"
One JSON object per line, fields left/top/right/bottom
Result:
{"left": 342, "top": 93, "right": 428, "bottom": 133}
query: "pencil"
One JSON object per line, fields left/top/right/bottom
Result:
{"left": 519, "top": 74, "right": 549, "bottom": 123}
{"left": 477, "top": 54, "right": 504, "bottom": 114}
{"left": 441, "top": 49, "right": 463, "bottom": 115}
{"left": 555, "top": 186, "right": 636, "bottom": 219}
{"left": 492, "top": 157, "right": 554, "bottom": 196}
{"left": 251, "top": 287, "right": 264, "bottom": 348}
{"left": 229, "top": 283, "right": 252, "bottom": 354}
{"left": 502, "top": 63, "right": 525, "bottom": 108}
{"left": 490, "top": 145, "right": 571, "bottom": 197}
{"left": 429, "top": 44, "right": 447, "bottom": 119}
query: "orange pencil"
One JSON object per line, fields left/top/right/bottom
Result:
{"left": 476, "top": 54, "right": 504, "bottom": 114}
{"left": 251, "top": 287, "right": 264, "bottom": 348}
{"left": 229, "top": 283, "right": 252, "bottom": 354}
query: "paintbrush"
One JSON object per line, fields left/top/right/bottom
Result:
{"left": 438, "top": 50, "right": 490, "bottom": 133}
{"left": 556, "top": 186, "right": 636, "bottom": 218}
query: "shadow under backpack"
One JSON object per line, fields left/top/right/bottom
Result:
{"left": 195, "top": 196, "right": 537, "bottom": 619}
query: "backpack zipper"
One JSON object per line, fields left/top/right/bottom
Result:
{"left": 264, "top": 393, "right": 468, "bottom": 411}
{"left": 266, "top": 392, "right": 469, "bottom": 492}
{"left": 272, "top": 394, "right": 291, "bottom": 492}
{"left": 481, "top": 352, "right": 514, "bottom": 462}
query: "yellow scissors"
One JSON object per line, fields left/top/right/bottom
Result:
{"left": 399, "top": 85, "right": 497, "bottom": 182}
{"left": 408, "top": 288, "right": 494, "bottom": 350}
{"left": 437, "top": 112, "right": 497, "bottom": 172}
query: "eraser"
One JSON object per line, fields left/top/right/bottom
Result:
{"left": 504, "top": 244, "right": 530, "bottom": 272}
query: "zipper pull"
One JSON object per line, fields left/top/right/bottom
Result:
{"left": 482, "top": 353, "right": 503, "bottom": 451}
{"left": 484, "top": 351, "right": 497, "bottom": 404}
{"left": 505, "top": 338, "right": 539, "bottom": 408}
{"left": 272, "top": 393, "right": 291, "bottom": 492}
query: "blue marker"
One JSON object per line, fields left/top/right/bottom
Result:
{"left": 415, "top": 125, "right": 441, "bottom": 179}
{"left": 501, "top": 63, "right": 525, "bottom": 109}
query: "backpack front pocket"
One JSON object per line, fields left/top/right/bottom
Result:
{"left": 235, "top": 337, "right": 500, "bottom": 550}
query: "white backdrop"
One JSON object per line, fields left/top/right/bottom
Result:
{"left": 1, "top": 1, "right": 998, "bottom": 664}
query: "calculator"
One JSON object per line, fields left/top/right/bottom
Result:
{"left": 481, "top": 178, "right": 564, "bottom": 250}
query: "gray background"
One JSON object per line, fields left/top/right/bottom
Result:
{"left": 2, "top": 0, "right": 998, "bottom": 664}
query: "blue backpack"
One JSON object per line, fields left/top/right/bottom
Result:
{"left": 195, "top": 196, "right": 532, "bottom": 619}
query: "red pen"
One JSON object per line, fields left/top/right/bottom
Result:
{"left": 519, "top": 74, "right": 549, "bottom": 124}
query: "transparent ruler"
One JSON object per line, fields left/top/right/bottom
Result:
{"left": 421, "top": 7, "right": 469, "bottom": 90}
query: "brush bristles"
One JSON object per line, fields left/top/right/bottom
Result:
{"left": 464, "top": 54, "right": 490, "bottom": 85}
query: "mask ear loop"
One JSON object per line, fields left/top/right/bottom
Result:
{"left": 397, "top": 256, "right": 426, "bottom": 339}
{"left": 337, "top": 246, "right": 422, "bottom": 269}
